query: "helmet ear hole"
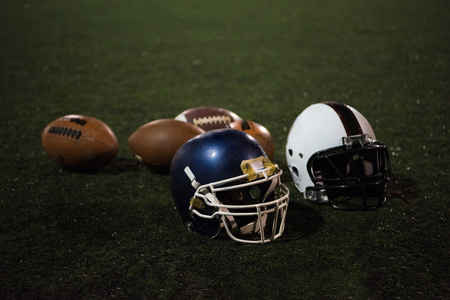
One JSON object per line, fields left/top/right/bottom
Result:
{"left": 249, "top": 186, "right": 261, "bottom": 200}
{"left": 292, "top": 166, "right": 299, "bottom": 178}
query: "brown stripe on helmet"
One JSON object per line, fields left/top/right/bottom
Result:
{"left": 323, "top": 102, "right": 363, "bottom": 136}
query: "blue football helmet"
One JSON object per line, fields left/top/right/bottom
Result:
{"left": 170, "top": 129, "right": 289, "bottom": 244}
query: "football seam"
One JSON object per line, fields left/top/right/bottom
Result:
{"left": 193, "top": 115, "right": 231, "bottom": 126}
{"left": 48, "top": 126, "right": 82, "bottom": 139}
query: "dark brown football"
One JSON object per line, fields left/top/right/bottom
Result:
{"left": 41, "top": 115, "right": 119, "bottom": 171}
{"left": 227, "top": 120, "right": 275, "bottom": 161}
{"left": 175, "top": 106, "right": 242, "bottom": 131}
{"left": 127, "top": 119, "right": 205, "bottom": 174}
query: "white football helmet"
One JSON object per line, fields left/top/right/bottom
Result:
{"left": 286, "top": 102, "right": 391, "bottom": 210}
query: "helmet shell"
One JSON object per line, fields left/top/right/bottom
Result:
{"left": 170, "top": 129, "right": 268, "bottom": 237}
{"left": 286, "top": 102, "right": 376, "bottom": 194}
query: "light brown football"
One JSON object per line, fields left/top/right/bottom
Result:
{"left": 41, "top": 115, "right": 119, "bottom": 171}
{"left": 128, "top": 119, "right": 205, "bottom": 174}
{"left": 227, "top": 120, "right": 275, "bottom": 161}
{"left": 174, "top": 106, "right": 242, "bottom": 131}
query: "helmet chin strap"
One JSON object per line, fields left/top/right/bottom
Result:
{"left": 220, "top": 212, "right": 268, "bottom": 235}
{"left": 220, "top": 177, "right": 278, "bottom": 236}
{"left": 241, "top": 214, "right": 268, "bottom": 235}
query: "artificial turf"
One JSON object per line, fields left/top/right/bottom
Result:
{"left": 1, "top": 0, "right": 449, "bottom": 299}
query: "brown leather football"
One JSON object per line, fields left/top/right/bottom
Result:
{"left": 127, "top": 119, "right": 205, "bottom": 174}
{"left": 227, "top": 120, "right": 275, "bottom": 161}
{"left": 41, "top": 115, "right": 119, "bottom": 171}
{"left": 174, "top": 106, "right": 242, "bottom": 131}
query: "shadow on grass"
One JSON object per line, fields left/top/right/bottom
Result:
{"left": 281, "top": 201, "right": 325, "bottom": 242}
{"left": 279, "top": 172, "right": 419, "bottom": 243}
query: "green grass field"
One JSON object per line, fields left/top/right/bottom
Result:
{"left": 1, "top": 0, "right": 449, "bottom": 299}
